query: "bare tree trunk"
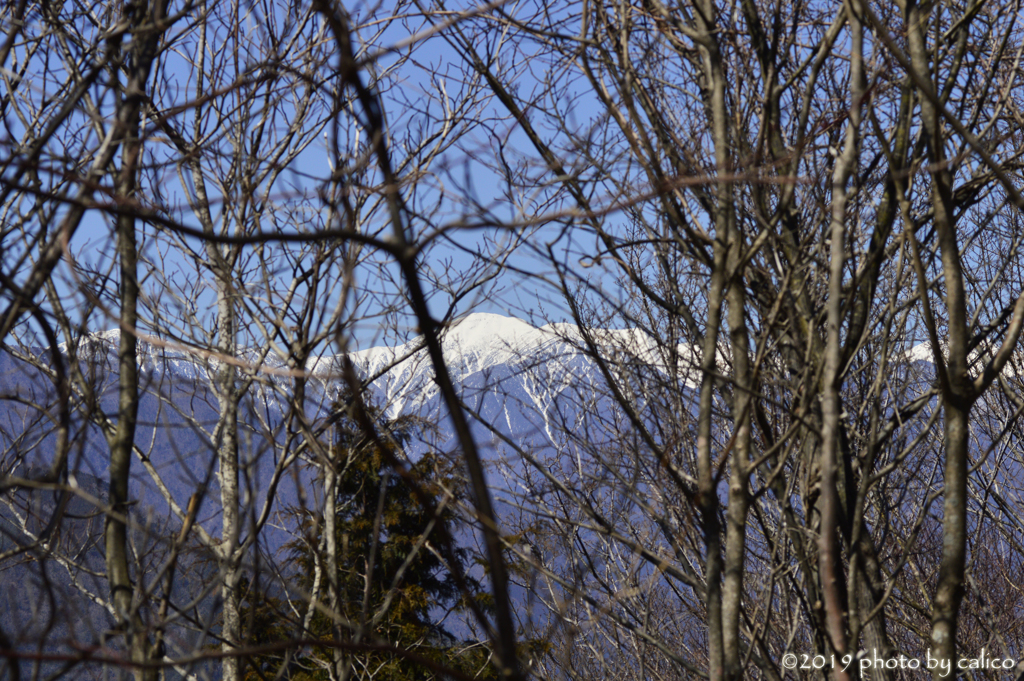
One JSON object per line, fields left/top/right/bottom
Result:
{"left": 905, "top": 3, "right": 975, "bottom": 673}
{"left": 694, "top": 2, "right": 752, "bottom": 676}
{"left": 212, "top": 281, "right": 242, "bottom": 681}
{"left": 817, "top": 5, "right": 863, "bottom": 679}
{"left": 105, "top": 3, "right": 165, "bottom": 679}
{"left": 697, "top": 250, "right": 728, "bottom": 681}
{"left": 722, "top": 279, "right": 752, "bottom": 681}
{"left": 107, "top": 146, "right": 147, "bottom": 680}
{"left": 324, "top": 440, "right": 343, "bottom": 680}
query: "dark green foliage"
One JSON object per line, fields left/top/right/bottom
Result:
{"left": 240, "top": 396, "right": 496, "bottom": 681}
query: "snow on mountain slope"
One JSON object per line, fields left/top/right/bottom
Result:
{"left": 46, "top": 313, "right": 703, "bottom": 404}
{"left": 7, "top": 313, "right": 951, "bottom": 510}
{"left": 345, "top": 313, "right": 712, "bottom": 418}
{"left": 348, "top": 314, "right": 565, "bottom": 414}
{"left": 19, "top": 316, "right": 956, "bottom": 469}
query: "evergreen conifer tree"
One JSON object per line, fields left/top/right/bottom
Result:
{"left": 241, "top": 396, "right": 495, "bottom": 681}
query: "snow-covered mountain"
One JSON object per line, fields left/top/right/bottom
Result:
{"left": 1, "top": 311, "right": 946, "bottom": 489}
{"left": 0, "top": 312, "right": 717, "bottom": 571}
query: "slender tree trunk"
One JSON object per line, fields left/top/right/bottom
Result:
{"left": 817, "top": 5, "right": 862, "bottom": 678}
{"left": 905, "top": 2, "right": 976, "bottom": 673}
{"left": 105, "top": 3, "right": 165, "bottom": 679}
{"left": 211, "top": 276, "right": 242, "bottom": 681}
{"left": 693, "top": 2, "right": 750, "bottom": 674}
{"left": 722, "top": 277, "right": 752, "bottom": 681}
{"left": 697, "top": 252, "right": 728, "bottom": 681}
{"left": 932, "top": 403, "right": 970, "bottom": 668}
{"left": 108, "top": 147, "right": 148, "bottom": 680}
{"left": 324, "top": 437, "right": 343, "bottom": 680}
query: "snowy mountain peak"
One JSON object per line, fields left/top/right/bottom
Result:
{"left": 439, "top": 313, "right": 545, "bottom": 368}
